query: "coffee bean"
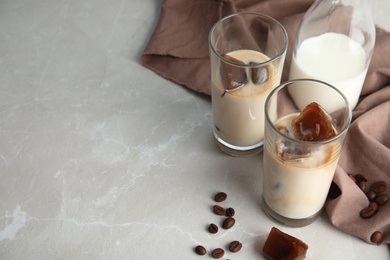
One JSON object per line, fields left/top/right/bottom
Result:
{"left": 369, "top": 201, "right": 379, "bottom": 212}
{"left": 374, "top": 194, "right": 388, "bottom": 205}
{"left": 208, "top": 223, "right": 218, "bottom": 234}
{"left": 222, "top": 217, "right": 235, "bottom": 229}
{"left": 348, "top": 173, "right": 356, "bottom": 183}
{"left": 229, "top": 240, "right": 242, "bottom": 253}
{"left": 360, "top": 206, "right": 376, "bottom": 218}
{"left": 371, "top": 181, "right": 387, "bottom": 194}
{"left": 355, "top": 174, "right": 368, "bottom": 182}
{"left": 214, "top": 192, "right": 227, "bottom": 202}
{"left": 366, "top": 190, "right": 377, "bottom": 201}
{"left": 370, "top": 231, "right": 383, "bottom": 245}
{"left": 225, "top": 207, "right": 235, "bottom": 217}
{"left": 195, "top": 245, "right": 207, "bottom": 255}
{"left": 213, "top": 205, "right": 226, "bottom": 216}
{"left": 357, "top": 180, "right": 367, "bottom": 192}
{"left": 211, "top": 248, "right": 224, "bottom": 259}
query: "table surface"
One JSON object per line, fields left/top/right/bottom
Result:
{"left": 1, "top": 0, "right": 389, "bottom": 259}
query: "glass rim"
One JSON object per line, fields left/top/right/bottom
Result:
{"left": 208, "top": 12, "right": 288, "bottom": 68}
{"left": 264, "top": 78, "right": 352, "bottom": 145}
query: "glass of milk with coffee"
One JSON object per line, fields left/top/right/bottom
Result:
{"left": 288, "top": 0, "right": 376, "bottom": 111}
{"left": 262, "top": 79, "right": 352, "bottom": 227}
{"left": 209, "top": 12, "right": 287, "bottom": 156}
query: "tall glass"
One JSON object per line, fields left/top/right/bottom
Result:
{"left": 262, "top": 79, "right": 352, "bottom": 227}
{"left": 209, "top": 12, "right": 287, "bottom": 156}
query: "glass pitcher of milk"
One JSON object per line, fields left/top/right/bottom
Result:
{"left": 288, "top": 0, "right": 376, "bottom": 111}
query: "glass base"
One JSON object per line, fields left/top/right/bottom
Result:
{"left": 213, "top": 133, "right": 263, "bottom": 157}
{"left": 262, "top": 197, "right": 321, "bottom": 227}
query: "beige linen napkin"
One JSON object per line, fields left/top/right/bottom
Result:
{"left": 140, "top": 0, "right": 390, "bottom": 245}
{"left": 141, "top": 0, "right": 313, "bottom": 95}
{"left": 325, "top": 26, "right": 390, "bottom": 245}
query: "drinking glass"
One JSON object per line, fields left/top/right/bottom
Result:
{"left": 209, "top": 12, "right": 287, "bottom": 156}
{"left": 262, "top": 79, "right": 352, "bottom": 227}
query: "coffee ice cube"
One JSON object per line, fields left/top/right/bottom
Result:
{"left": 276, "top": 126, "right": 311, "bottom": 161}
{"left": 279, "top": 142, "right": 311, "bottom": 161}
{"left": 291, "top": 102, "right": 337, "bottom": 142}
{"left": 220, "top": 54, "right": 247, "bottom": 92}
{"left": 250, "top": 62, "right": 269, "bottom": 85}
{"left": 262, "top": 227, "right": 308, "bottom": 260}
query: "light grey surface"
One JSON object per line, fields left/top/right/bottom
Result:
{"left": 0, "top": 0, "right": 389, "bottom": 259}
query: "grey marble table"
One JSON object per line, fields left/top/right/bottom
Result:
{"left": 0, "top": 0, "right": 389, "bottom": 259}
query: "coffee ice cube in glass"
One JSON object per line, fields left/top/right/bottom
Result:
{"left": 291, "top": 102, "right": 337, "bottom": 142}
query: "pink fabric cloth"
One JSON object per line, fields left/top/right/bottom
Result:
{"left": 141, "top": 0, "right": 390, "bottom": 245}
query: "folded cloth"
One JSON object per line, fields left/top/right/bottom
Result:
{"left": 140, "top": 0, "right": 390, "bottom": 245}
{"left": 325, "top": 27, "right": 390, "bottom": 245}
{"left": 140, "top": 0, "right": 313, "bottom": 95}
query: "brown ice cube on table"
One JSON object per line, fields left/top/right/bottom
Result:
{"left": 220, "top": 54, "right": 247, "bottom": 91}
{"left": 291, "top": 102, "right": 337, "bottom": 142}
{"left": 262, "top": 227, "right": 308, "bottom": 260}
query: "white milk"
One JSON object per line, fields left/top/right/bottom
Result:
{"left": 289, "top": 32, "right": 367, "bottom": 111}
{"left": 212, "top": 50, "right": 280, "bottom": 148}
{"left": 263, "top": 114, "right": 341, "bottom": 219}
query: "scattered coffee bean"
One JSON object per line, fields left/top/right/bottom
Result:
{"left": 366, "top": 190, "right": 377, "bottom": 201}
{"left": 208, "top": 223, "right": 218, "bottom": 234}
{"left": 374, "top": 194, "right": 388, "bottom": 205}
{"left": 368, "top": 201, "right": 379, "bottom": 213}
{"left": 357, "top": 180, "right": 367, "bottom": 192}
{"left": 348, "top": 173, "right": 356, "bottom": 183}
{"left": 371, "top": 181, "right": 387, "bottom": 194}
{"left": 355, "top": 174, "right": 368, "bottom": 182}
{"left": 352, "top": 176, "right": 388, "bottom": 221}
{"left": 195, "top": 191, "right": 242, "bottom": 257}
{"left": 195, "top": 245, "right": 207, "bottom": 255}
{"left": 222, "top": 217, "right": 235, "bottom": 229}
{"left": 211, "top": 248, "right": 224, "bottom": 259}
{"left": 214, "top": 192, "right": 227, "bottom": 202}
{"left": 370, "top": 231, "right": 383, "bottom": 245}
{"left": 213, "top": 205, "right": 226, "bottom": 216}
{"left": 360, "top": 206, "right": 376, "bottom": 218}
{"left": 225, "top": 207, "right": 235, "bottom": 217}
{"left": 229, "top": 240, "right": 242, "bottom": 253}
